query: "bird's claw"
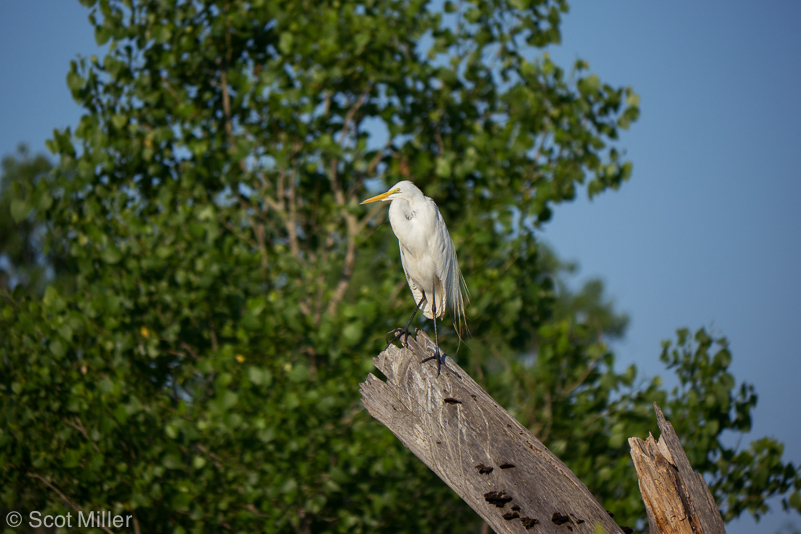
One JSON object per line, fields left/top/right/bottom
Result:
{"left": 420, "top": 345, "right": 461, "bottom": 379}
{"left": 385, "top": 327, "right": 413, "bottom": 350}
{"left": 385, "top": 329, "right": 459, "bottom": 379}
{"left": 420, "top": 347, "right": 448, "bottom": 378}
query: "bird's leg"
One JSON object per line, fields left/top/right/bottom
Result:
{"left": 385, "top": 296, "right": 425, "bottom": 349}
{"left": 420, "top": 285, "right": 445, "bottom": 377}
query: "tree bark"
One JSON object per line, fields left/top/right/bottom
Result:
{"left": 360, "top": 330, "right": 624, "bottom": 534}
{"left": 628, "top": 403, "right": 726, "bottom": 534}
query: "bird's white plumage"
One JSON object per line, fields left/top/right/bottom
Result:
{"left": 361, "top": 180, "right": 467, "bottom": 335}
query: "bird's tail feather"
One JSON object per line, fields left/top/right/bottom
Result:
{"left": 449, "top": 267, "right": 469, "bottom": 342}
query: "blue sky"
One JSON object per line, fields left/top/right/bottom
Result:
{"left": 2, "top": 2, "right": 800, "bottom": 532}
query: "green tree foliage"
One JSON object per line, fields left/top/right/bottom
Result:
{"left": 0, "top": 145, "right": 53, "bottom": 293}
{"left": 1, "top": 0, "right": 799, "bottom": 532}
{"left": 660, "top": 329, "right": 801, "bottom": 522}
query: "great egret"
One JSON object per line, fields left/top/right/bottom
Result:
{"left": 360, "top": 180, "right": 468, "bottom": 375}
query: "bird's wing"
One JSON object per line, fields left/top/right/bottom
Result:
{"left": 430, "top": 202, "right": 467, "bottom": 330}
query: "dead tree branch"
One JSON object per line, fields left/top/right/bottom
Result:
{"left": 360, "top": 330, "right": 624, "bottom": 534}
{"left": 629, "top": 403, "right": 726, "bottom": 534}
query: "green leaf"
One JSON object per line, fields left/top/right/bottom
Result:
{"left": 163, "top": 453, "right": 183, "bottom": 470}
{"left": 218, "top": 391, "right": 239, "bottom": 410}
{"left": 10, "top": 199, "right": 31, "bottom": 222}
{"left": 43, "top": 286, "right": 66, "bottom": 313}
{"left": 435, "top": 156, "right": 452, "bottom": 177}
{"left": 100, "top": 245, "right": 123, "bottom": 264}
{"left": 579, "top": 73, "right": 600, "bottom": 94}
{"left": 112, "top": 114, "right": 128, "bottom": 129}
{"left": 95, "top": 26, "right": 111, "bottom": 46}
{"left": 63, "top": 449, "right": 82, "bottom": 469}
{"left": 37, "top": 190, "right": 53, "bottom": 211}
{"left": 49, "top": 338, "right": 66, "bottom": 359}
{"left": 66, "top": 71, "right": 84, "bottom": 92}
{"left": 248, "top": 366, "right": 273, "bottom": 386}
{"left": 279, "top": 32, "right": 294, "bottom": 54}
{"left": 342, "top": 323, "right": 362, "bottom": 346}
{"left": 789, "top": 490, "right": 801, "bottom": 510}
{"left": 288, "top": 364, "right": 309, "bottom": 383}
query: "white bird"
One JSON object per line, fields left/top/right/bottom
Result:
{"left": 361, "top": 180, "right": 468, "bottom": 375}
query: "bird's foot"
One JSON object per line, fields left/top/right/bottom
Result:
{"left": 385, "top": 327, "right": 414, "bottom": 350}
{"left": 419, "top": 348, "right": 443, "bottom": 377}
{"left": 419, "top": 341, "right": 461, "bottom": 379}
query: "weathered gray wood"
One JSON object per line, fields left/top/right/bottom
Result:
{"left": 360, "top": 330, "right": 623, "bottom": 534}
{"left": 629, "top": 434, "right": 694, "bottom": 534}
{"left": 628, "top": 403, "right": 726, "bottom": 534}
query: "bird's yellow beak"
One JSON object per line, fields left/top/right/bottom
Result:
{"left": 360, "top": 188, "right": 399, "bottom": 204}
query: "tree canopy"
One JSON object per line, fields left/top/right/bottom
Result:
{"left": 1, "top": 0, "right": 799, "bottom": 532}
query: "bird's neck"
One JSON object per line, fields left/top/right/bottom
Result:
{"left": 396, "top": 200, "right": 416, "bottom": 220}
